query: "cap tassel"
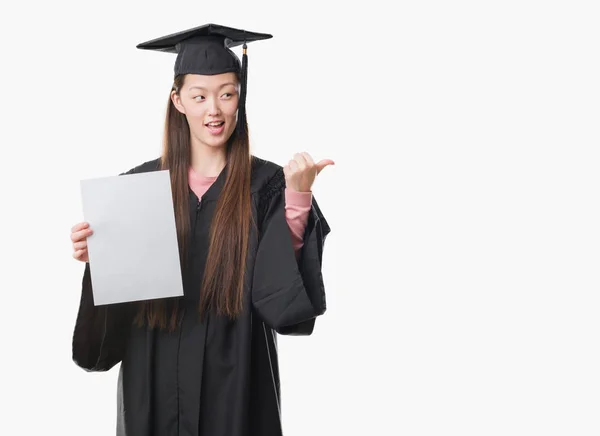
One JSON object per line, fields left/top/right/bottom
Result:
{"left": 237, "top": 42, "right": 248, "bottom": 136}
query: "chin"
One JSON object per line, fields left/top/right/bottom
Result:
{"left": 202, "top": 137, "right": 228, "bottom": 148}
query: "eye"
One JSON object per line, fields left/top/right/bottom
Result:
{"left": 221, "top": 93, "right": 233, "bottom": 99}
{"left": 193, "top": 95, "right": 205, "bottom": 102}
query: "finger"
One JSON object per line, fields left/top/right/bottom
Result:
{"left": 283, "top": 164, "right": 291, "bottom": 179}
{"left": 73, "top": 240, "right": 87, "bottom": 250}
{"left": 73, "top": 249, "right": 87, "bottom": 259}
{"left": 301, "top": 152, "right": 315, "bottom": 166}
{"left": 71, "top": 228, "right": 92, "bottom": 243}
{"left": 315, "top": 159, "right": 335, "bottom": 174}
{"left": 289, "top": 159, "right": 299, "bottom": 171}
{"left": 293, "top": 153, "right": 308, "bottom": 168}
{"left": 71, "top": 227, "right": 93, "bottom": 242}
{"left": 71, "top": 222, "right": 89, "bottom": 233}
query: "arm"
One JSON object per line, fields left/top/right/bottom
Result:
{"left": 71, "top": 165, "right": 140, "bottom": 371}
{"left": 72, "top": 263, "right": 135, "bottom": 371}
{"left": 284, "top": 187, "right": 313, "bottom": 260}
{"left": 252, "top": 169, "right": 331, "bottom": 336}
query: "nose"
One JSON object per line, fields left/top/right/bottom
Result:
{"left": 207, "top": 97, "right": 221, "bottom": 117}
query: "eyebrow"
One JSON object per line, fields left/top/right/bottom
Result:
{"left": 188, "top": 82, "right": 237, "bottom": 91}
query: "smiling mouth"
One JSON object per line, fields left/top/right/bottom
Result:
{"left": 206, "top": 121, "right": 225, "bottom": 127}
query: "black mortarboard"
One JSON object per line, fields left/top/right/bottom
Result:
{"left": 136, "top": 23, "right": 273, "bottom": 136}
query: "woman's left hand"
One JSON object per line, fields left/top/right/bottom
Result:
{"left": 283, "top": 152, "right": 335, "bottom": 193}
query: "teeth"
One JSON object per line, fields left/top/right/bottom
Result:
{"left": 208, "top": 122, "right": 223, "bottom": 127}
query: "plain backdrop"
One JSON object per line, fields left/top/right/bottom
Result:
{"left": 1, "top": 1, "right": 599, "bottom": 435}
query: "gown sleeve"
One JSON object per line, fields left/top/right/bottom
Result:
{"left": 71, "top": 166, "right": 139, "bottom": 371}
{"left": 72, "top": 263, "right": 136, "bottom": 371}
{"left": 252, "top": 168, "right": 332, "bottom": 336}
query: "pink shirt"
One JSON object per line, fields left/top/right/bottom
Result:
{"left": 188, "top": 167, "right": 312, "bottom": 259}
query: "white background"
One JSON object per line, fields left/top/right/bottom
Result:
{"left": 0, "top": 1, "right": 599, "bottom": 435}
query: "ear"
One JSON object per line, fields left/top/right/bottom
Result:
{"left": 171, "top": 90, "right": 186, "bottom": 115}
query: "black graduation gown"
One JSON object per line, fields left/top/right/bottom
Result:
{"left": 71, "top": 156, "right": 331, "bottom": 436}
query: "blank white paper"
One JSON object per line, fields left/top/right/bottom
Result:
{"left": 80, "top": 169, "right": 184, "bottom": 305}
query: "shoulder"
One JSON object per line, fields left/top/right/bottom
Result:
{"left": 250, "top": 155, "right": 285, "bottom": 200}
{"left": 119, "top": 155, "right": 284, "bottom": 197}
{"left": 120, "top": 157, "right": 162, "bottom": 175}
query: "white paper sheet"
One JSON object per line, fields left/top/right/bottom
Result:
{"left": 80, "top": 169, "right": 184, "bottom": 305}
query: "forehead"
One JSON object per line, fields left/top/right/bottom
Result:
{"left": 184, "top": 72, "right": 238, "bottom": 90}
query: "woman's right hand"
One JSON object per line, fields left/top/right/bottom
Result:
{"left": 71, "top": 222, "right": 94, "bottom": 263}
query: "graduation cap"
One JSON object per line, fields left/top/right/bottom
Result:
{"left": 136, "top": 23, "right": 273, "bottom": 136}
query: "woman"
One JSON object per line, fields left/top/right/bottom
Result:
{"left": 70, "top": 24, "right": 333, "bottom": 436}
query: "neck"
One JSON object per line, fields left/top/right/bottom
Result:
{"left": 190, "top": 139, "right": 227, "bottom": 177}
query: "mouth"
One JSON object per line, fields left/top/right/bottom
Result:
{"left": 205, "top": 121, "right": 225, "bottom": 135}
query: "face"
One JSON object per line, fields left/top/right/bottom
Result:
{"left": 171, "top": 72, "right": 239, "bottom": 149}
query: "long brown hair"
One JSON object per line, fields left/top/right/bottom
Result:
{"left": 134, "top": 73, "right": 253, "bottom": 331}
